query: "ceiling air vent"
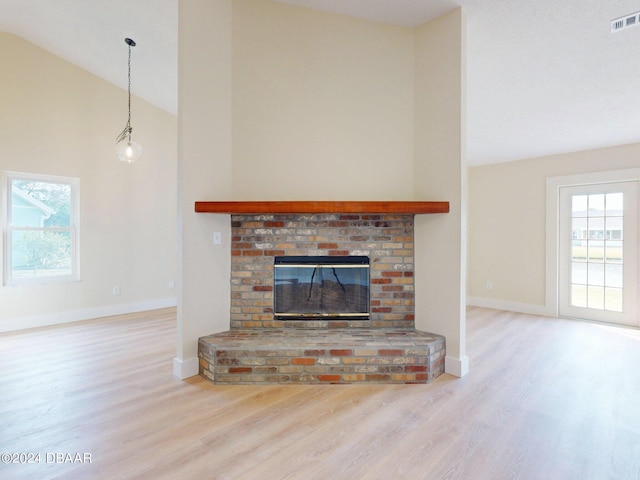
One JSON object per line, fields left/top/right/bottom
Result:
{"left": 611, "top": 12, "right": 640, "bottom": 32}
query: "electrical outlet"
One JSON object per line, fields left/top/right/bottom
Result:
{"left": 213, "top": 231, "right": 222, "bottom": 245}
{"left": 113, "top": 286, "right": 121, "bottom": 295}
{"left": 485, "top": 281, "right": 493, "bottom": 290}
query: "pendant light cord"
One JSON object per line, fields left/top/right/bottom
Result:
{"left": 116, "top": 39, "right": 135, "bottom": 144}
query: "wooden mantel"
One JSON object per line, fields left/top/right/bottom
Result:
{"left": 194, "top": 201, "right": 449, "bottom": 215}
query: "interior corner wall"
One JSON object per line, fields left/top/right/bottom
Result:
{"left": 231, "top": 0, "right": 415, "bottom": 200}
{"left": 467, "top": 142, "right": 640, "bottom": 314}
{"left": 0, "top": 33, "right": 177, "bottom": 332}
{"left": 177, "top": 1, "right": 468, "bottom": 377}
{"left": 176, "top": 0, "right": 232, "bottom": 367}
{"left": 413, "top": 9, "right": 468, "bottom": 376}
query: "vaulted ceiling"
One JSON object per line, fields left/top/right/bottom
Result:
{"left": 2, "top": 0, "right": 640, "bottom": 165}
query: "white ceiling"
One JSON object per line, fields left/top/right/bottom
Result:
{"left": 2, "top": 0, "right": 640, "bottom": 165}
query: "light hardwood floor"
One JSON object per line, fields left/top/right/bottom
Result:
{"left": 1, "top": 307, "right": 639, "bottom": 480}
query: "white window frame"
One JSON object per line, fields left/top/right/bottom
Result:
{"left": 3, "top": 171, "right": 80, "bottom": 286}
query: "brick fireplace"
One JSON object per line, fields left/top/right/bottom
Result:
{"left": 197, "top": 201, "right": 448, "bottom": 384}
{"left": 230, "top": 213, "right": 415, "bottom": 329}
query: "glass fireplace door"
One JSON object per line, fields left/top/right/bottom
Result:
{"left": 274, "top": 256, "right": 370, "bottom": 320}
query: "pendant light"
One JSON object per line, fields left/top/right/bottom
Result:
{"left": 115, "top": 37, "right": 143, "bottom": 163}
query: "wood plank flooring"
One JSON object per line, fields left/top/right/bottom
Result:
{"left": 1, "top": 307, "right": 639, "bottom": 479}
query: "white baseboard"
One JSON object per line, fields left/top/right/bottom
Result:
{"left": 0, "top": 297, "right": 177, "bottom": 333}
{"left": 466, "top": 296, "right": 555, "bottom": 317}
{"left": 445, "top": 355, "right": 469, "bottom": 377}
{"left": 173, "top": 357, "right": 199, "bottom": 379}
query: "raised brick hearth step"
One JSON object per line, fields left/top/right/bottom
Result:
{"left": 198, "top": 329, "right": 445, "bottom": 384}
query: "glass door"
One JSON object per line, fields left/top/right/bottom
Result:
{"left": 559, "top": 181, "right": 638, "bottom": 326}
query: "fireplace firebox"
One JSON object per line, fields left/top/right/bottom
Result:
{"left": 274, "top": 256, "right": 370, "bottom": 320}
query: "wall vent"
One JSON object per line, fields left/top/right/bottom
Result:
{"left": 611, "top": 12, "right": 640, "bottom": 32}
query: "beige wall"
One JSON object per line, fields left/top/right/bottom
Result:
{"left": 0, "top": 33, "right": 177, "bottom": 331}
{"left": 231, "top": 0, "right": 415, "bottom": 200}
{"left": 467, "top": 142, "right": 640, "bottom": 313}
{"left": 177, "top": 0, "right": 466, "bottom": 377}
{"left": 176, "top": 0, "right": 232, "bottom": 372}
{"left": 413, "top": 9, "right": 467, "bottom": 375}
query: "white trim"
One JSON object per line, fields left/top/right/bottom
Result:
{"left": 173, "top": 357, "right": 199, "bottom": 379}
{"left": 0, "top": 297, "right": 177, "bottom": 333}
{"left": 467, "top": 296, "right": 554, "bottom": 317}
{"left": 445, "top": 355, "right": 469, "bottom": 377}
{"left": 546, "top": 168, "right": 640, "bottom": 319}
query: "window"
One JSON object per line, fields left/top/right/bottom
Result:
{"left": 3, "top": 172, "right": 79, "bottom": 285}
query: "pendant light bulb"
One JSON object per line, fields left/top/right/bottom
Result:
{"left": 116, "top": 140, "right": 143, "bottom": 163}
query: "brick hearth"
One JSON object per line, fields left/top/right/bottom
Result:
{"left": 199, "top": 329, "right": 445, "bottom": 384}
{"left": 197, "top": 211, "right": 447, "bottom": 385}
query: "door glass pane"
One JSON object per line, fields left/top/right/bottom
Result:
{"left": 572, "top": 262, "right": 587, "bottom": 284}
{"left": 587, "top": 241, "right": 604, "bottom": 263}
{"left": 587, "top": 286, "right": 605, "bottom": 309}
{"left": 572, "top": 240, "right": 586, "bottom": 261}
{"left": 588, "top": 263, "right": 604, "bottom": 286}
{"left": 606, "top": 241, "right": 623, "bottom": 263}
{"left": 606, "top": 193, "right": 623, "bottom": 216}
{"left": 572, "top": 195, "right": 588, "bottom": 216}
{"left": 569, "top": 191, "right": 625, "bottom": 312}
{"left": 588, "top": 194, "right": 605, "bottom": 213}
{"left": 605, "top": 217, "right": 623, "bottom": 240}
{"left": 605, "top": 288, "right": 623, "bottom": 312}
{"left": 605, "top": 264, "right": 623, "bottom": 288}
{"left": 572, "top": 217, "right": 588, "bottom": 240}
{"left": 571, "top": 284, "right": 587, "bottom": 307}
{"left": 588, "top": 217, "right": 605, "bottom": 240}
